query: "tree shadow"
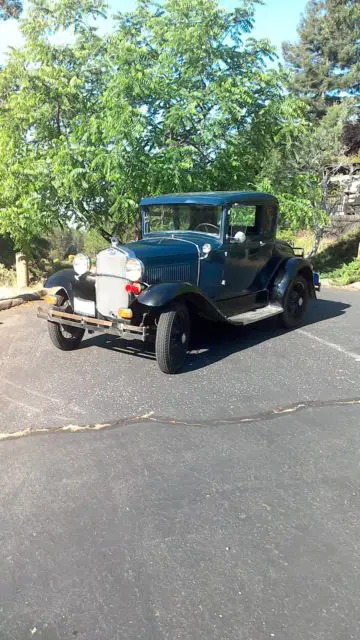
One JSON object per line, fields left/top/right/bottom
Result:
{"left": 79, "top": 297, "right": 351, "bottom": 372}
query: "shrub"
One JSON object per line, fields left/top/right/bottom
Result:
{"left": 0, "top": 263, "right": 16, "bottom": 287}
{"left": 327, "top": 259, "right": 360, "bottom": 285}
{"left": 83, "top": 229, "right": 108, "bottom": 257}
{"left": 312, "top": 227, "right": 360, "bottom": 273}
{"left": 276, "top": 229, "right": 296, "bottom": 245}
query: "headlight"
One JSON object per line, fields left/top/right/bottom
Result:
{"left": 125, "top": 258, "right": 144, "bottom": 282}
{"left": 73, "top": 253, "right": 90, "bottom": 276}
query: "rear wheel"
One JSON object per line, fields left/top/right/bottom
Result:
{"left": 47, "top": 297, "right": 84, "bottom": 351}
{"left": 155, "top": 303, "right": 190, "bottom": 374}
{"left": 280, "top": 275, "right": 309, "bottom": 329}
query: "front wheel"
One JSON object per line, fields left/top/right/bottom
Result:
{"left": 280, "top": 275, "right": 309, "bottom": 329}
{"left": 47, "top": 297, "right": 85, "bottom": 350}
{"left": 47, "top": 320, "right": 85, "bottom": 351}
{"left": 155, "top": 303, "right": 190, "bottom": 374}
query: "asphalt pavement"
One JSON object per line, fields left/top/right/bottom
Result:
{"left": 0, "top": 288, "right": 360, "bottom": 639}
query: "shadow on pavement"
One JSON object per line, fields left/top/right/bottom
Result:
{"left": 79, "top": 297, "right": 350, "bottom": 372}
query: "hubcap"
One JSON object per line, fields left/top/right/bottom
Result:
{"left": 288, "top": 283, "right": 306, "bottom": 318}
{"left": 170, "top": 311, "right": 188, "bottom": 360}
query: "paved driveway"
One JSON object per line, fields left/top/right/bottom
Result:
{"left": 0, "top": 288, "right": 359, "bottom": 639}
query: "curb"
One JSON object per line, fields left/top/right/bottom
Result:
{"left": 0, "top": 290, "right": 44, "bottom": 312}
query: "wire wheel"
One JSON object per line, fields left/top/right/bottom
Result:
{"left": 280, "top": 275, "right": 309, "bottom": 329}
{"left": 155, "top": 303, "right": 190, "bottom": 374}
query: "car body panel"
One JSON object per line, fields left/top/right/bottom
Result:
{"left": 45, "top": 270, "right": 96, "bottom": 309}
{"left": 271, "top": 257, "right": 316, "bottom": 304}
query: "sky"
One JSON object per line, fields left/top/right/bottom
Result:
{"left": 0, "top": 0, "right": 307, "bottom": 64}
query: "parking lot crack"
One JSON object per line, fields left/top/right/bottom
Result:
{"left": 1, "top": 397, "right": 360, "bottom": 443}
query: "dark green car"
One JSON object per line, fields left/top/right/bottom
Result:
{"left": 39, "top": 191, "right": 319, "bottom": 374}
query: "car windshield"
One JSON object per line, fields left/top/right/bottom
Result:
{"left": 143, "top": 204, "right": 222, "bottom": 236}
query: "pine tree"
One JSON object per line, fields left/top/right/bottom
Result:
{"left": 283, "top": 0, "right": 360, "bottom": 119}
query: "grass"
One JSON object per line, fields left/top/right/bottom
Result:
{"left": 312, "top": 227, "right": 360, "bottom": 273}
{"left": 277, "top": 227, "right": 360, "bottom": 285}
{"left": 277, "top": 230, "right": 331, "bottom": 257}
{"left": 323, "top": 259, "right": 360, "bottom": 285}
{"left": 311, "top": 226, "right": 360, "bottom": 285}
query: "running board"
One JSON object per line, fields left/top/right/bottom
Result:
{"left": 227, "top": 304, "right": 283, "bottom": 326}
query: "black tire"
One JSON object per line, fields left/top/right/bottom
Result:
{"left": 47, "top": 320, "right": 85, "bottom": 351}
{"left": 47, "top": 296, "right": 85, "bottom": 351}
{"left": 280, "top": 275, "right": 309, "bottom": 329}
{"left": 155, "top": 303, "right": 190, "bottom": 374}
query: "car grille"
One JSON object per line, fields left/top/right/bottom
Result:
{"left": 144, "top": 263, "right": 197, "bottom": 285}
{"left": 96, "top": 248, "right": 129, "bottom": 318}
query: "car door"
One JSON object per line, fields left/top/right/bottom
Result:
{"left": 217, "top": 203, "right": 273, "bottom": 315}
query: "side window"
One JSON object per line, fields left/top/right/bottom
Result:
{"left": 228, "top": 205, "right": 257, "bottom": 239}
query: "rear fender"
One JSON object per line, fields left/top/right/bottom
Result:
{"left": 271, "top": 257, "right": 316, "bottom": 305}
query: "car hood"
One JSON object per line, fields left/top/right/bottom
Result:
{"left": 127, "top": 236, "right": 199, "bottom": 263}
{"left": 127, "top": 233, "right": 220, "bottom": 262}
{"left": 126, "top": 235, "right": 212, "bottom": 285}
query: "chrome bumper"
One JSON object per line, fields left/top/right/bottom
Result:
{"left": 37, "top": 307, "right": 149, "bottom": 342}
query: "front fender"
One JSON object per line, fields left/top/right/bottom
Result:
{"left": 45, "top": 269, "right": 95, "bottom": 306}
{"left": 271, "top": 257, "right": 316, "bottom": 305}
{"left": 138, "top": 282, "right": 225, "bottom": 322}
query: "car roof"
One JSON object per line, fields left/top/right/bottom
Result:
{"left": 140, "top": 191, "right": 278, "bottom": 207}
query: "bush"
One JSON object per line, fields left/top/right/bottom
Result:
{"left": 47, "top": 228, "right": 84, "bottom": 262}
{"left": 326, "top": 259, "right": 360, "bottom": 285}
{"left": 0, "top": 235, "right": 15, "bottom": 268}
{"left": 276, "top": 229, "right": 296, "bottom": 245}
{"left": 0, "top": 263, "right": 16, "bottom": 287}
{"left": 83, "top": 229, "right": 108, "bottom": 257}
{"left": 312, "top": 226, "right": 360, "bottom": 274}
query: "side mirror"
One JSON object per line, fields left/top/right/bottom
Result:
{"left": 234, "top": 230, "right": 246, "bottom": 244}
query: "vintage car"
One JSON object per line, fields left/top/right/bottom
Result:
{"left": 38, "top": 191, "right": 320, "bottom": 373}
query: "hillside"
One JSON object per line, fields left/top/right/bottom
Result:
{"left": 312, "top": 227, "right": 360, "bottom": 285}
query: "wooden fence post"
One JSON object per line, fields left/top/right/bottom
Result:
{"left": 15, "top": 252, "right": 29, "bottom": 288}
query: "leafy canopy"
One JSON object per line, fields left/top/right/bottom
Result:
{"left": 283, "top": 0, "right": 360, "bottom": 120}
{"left": 0, "top": 0, "right": 22, "bottom": 20}
{"left": 0, "top": 0, "right": 305, "bottom": 248}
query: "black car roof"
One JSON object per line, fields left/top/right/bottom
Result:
{"left": 140, "top": 191, "right": 278, "bottom": 207}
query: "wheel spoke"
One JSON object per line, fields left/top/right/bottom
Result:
{"left": 287, "top": 282, "right": 306, "bottom": 319}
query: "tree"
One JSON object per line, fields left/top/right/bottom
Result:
{"left": 0, "top": 0, "right": 22, "bottom": 20}
{"left": 283, "top": 0, "right": 360, "bottom": 120}
{"left": 343, "top": 121, "right": 360, "bottom": 157}
{"left": 101, "top": 0, "right": 290, "bottom": 219}
{"left": 258, "top": 102, "right": 357, "bottom": 255}
{"left": 0, "top": 0, "right": 109, "bottom": 250}
{"left": 1, "top": 0, "right": 298, "bottom": 249}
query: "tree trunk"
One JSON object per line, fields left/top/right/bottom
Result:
{"left": 307, "top": 227, "right": 324, "bottom": 259}
{"left": 15, "top": 252, "right": 29, "bottom": 288}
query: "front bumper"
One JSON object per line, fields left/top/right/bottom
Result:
{"left": 37, "top": 307, "right": 150, "bottom": 342}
